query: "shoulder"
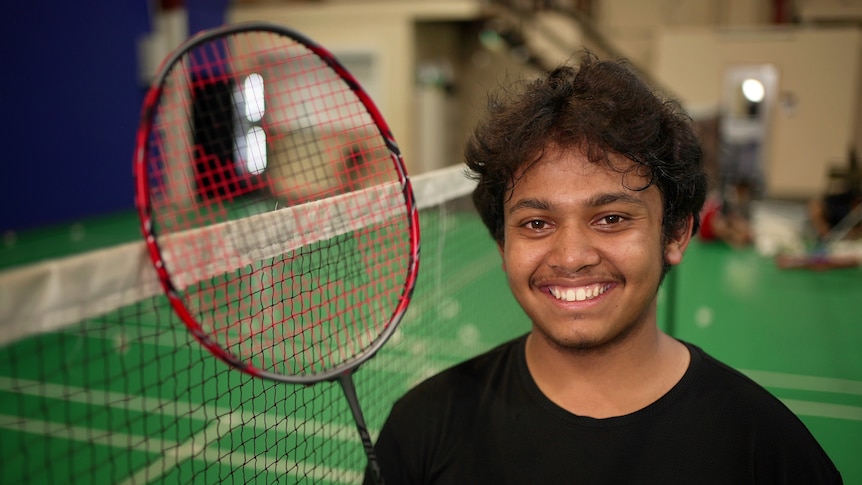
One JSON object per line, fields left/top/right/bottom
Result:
{"left": 678, "top": 342, "right": 829, "bottom": 447}
{"left": 681, "top": 342, "right": 842, "bottom": 482}
{"left": 685, "top": 343, "right": 779, "bottom": 400}
{"left": 370, "top": 335, "right": 528, "bottom": 484}
{"left": 683, "top": 342, "right": 793, "bottom": 417}
{"left": 381, "top": 334, "right": 527, "bottom": 440}
{"left": 395, "top": 334, "right": 526, "bottom": 412}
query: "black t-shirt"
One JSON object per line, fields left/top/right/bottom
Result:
{"left": 368, "top": 334, "right": 842, "bottom": 484}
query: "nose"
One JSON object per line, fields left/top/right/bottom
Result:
{"left": 547, "top": 223, "right": 601, "bottom": 273}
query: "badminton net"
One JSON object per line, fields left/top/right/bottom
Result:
{"left": 0, "top": 163, "right": 527, "bottom": 485}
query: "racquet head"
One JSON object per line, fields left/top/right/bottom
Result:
{"left": 134, "top": 21, "right": 420, "bottom": 384}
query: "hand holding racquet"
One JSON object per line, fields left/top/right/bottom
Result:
{"left": 133, "top": 22, "right": 419, "bottom": 484}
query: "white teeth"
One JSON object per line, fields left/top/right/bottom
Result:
{"left": 551, "top": 284, "right": 607, "bottom": 302}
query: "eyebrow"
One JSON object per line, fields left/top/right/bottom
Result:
{"left": 507, "top": 192, "right": 648, "bottom": 216}
{"left": 584, "top": 192, "right": 649, "bottom": 209}
{"left": 507, "top": 198, "right": 552, "bottom": 216}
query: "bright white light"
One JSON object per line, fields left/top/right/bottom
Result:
{"left": 245, "top": 126, "right": 267, "bottom": 174}
{"left": 243, "top": 73, "right": 265, "bottom": 122}
{"left": 741, "top": 78, "right": 765, "bottom": 103}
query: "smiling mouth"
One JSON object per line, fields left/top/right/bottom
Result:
{"left": 549, "top": 283, "right": 610, "bottom": 302}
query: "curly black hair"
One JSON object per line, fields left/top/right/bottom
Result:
{"left": 465, "top": 53, "right": 708, "bottom": 259}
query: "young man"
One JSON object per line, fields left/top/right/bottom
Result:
{"left": 367, "top": 54, "right": 841, "bottom": 484}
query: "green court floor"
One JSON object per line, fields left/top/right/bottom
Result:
{"left": 1, "top": 207, "right": 860, "bottom": 483}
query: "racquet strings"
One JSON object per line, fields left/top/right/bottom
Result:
{"left": 142, "top": 28, "right": 412, "bottom": 380}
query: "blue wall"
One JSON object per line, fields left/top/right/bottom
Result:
{"left": 1, "top": 1, "right": 228, "bottom": 233}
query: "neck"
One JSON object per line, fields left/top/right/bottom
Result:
{"left": 524, "top": 325, "right": 689, "bottom": 418}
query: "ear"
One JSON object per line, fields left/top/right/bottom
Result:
{"left": 497, "top": 239, "right": 507, "bottom": 272}
{"left": 664, "top": 214, "right": 694, "bottom": 266}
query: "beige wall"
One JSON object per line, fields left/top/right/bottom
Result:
{"left": 228, "top": 1, "right": 862, "bottom": 198}
{"left": 654, "top": 26, "right": 862, "bottom": 198}
{"left": 594, "top": 0, "right": 771, "bottom": 71}
{"left": 228, "top": 1, "right": 483, "bottom": 174}
{"left": 413, "top": 21, "right": 534, "bottom": 172}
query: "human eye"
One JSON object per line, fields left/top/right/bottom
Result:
{"left": 524, "top": 219, "right": 549, "bottom": 231}
{"left": 514, "top": 217, "right": 555, "bottom": 235}
{"left": 595, "top": 214, "right": 627, "bottom": 226}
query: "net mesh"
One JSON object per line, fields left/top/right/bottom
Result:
{"left": 0, "top": 164, "right": 528, "bottom": 484}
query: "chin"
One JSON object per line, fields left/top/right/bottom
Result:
{"left": 536, "top": 327, "right": 602, "bottom": 352}
{"left": 538, "top": 320, "right": 642, "bottom": 355}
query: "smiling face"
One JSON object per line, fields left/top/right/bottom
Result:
{"left": 499, "top": 147, "right": 691, "bottom": 352}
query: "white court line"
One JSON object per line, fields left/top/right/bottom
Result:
{"left": 781, "top": 399, "right": 862, "bottom": 422}
{"left": 741, "top": 369, "right": 862, "bottom": 396}
{"left": 116, "top": 419, "right": 228, "bottom": 485}
{"left": 0, "top": 377, "right": 357, "bottom": 443}
{"left": 0, "top": 414, "right": 361, "bottom": 485}
{"left": 739, "top": 369, "right": 862, "bottom": 422}
{"left": 0, "top": 414, "right": 173, "bottom": 454}
{"left": 0, "top": 378, "right": 364, "bottom": 484}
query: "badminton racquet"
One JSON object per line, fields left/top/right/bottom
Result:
{"left": 133, "top": 21, "right": 419, "bottom": 484}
